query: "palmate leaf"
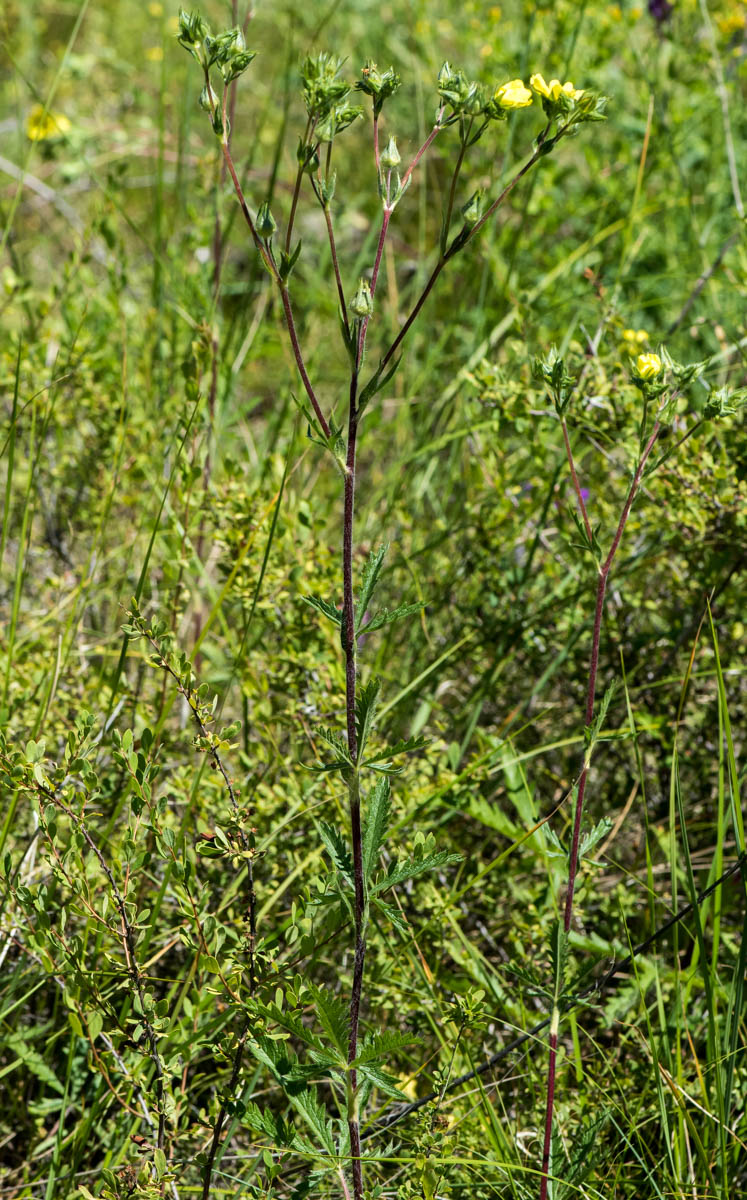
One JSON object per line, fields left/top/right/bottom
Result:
{"left": 302, "top": 594, "right": 342, "bottom": 627}
{"left": 355, "top": 544, "right": 388, "bottom": 632}
{"left": 371, "top": 849, "right": 462, "bottom": 895}
{"left": 362, "top": 776, "right": 391, "bottom": 879}
{"left": 355, "top": 676, "right": 381, "bottom": 762}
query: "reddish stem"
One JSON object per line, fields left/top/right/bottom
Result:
{"left": 400, "top": 107, "right": 445, "bottom": 187}
{"left": 538, "top": 418, "right": 662, "bottom": 1200}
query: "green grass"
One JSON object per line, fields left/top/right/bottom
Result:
{"left": 1, "top": 1, "right": 746, "bottom": 1198}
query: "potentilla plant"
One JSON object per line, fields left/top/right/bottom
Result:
{"left": 532, "top": 344, "right": 746, "bottom": 1200}
{"left": 175, "top": 9, "right": 610, "bottom": 1198}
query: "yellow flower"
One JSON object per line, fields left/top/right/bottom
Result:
{"left": 26, "top": 105, "right": 71, "bottom": 142}
{"left": 530, "top": 73, "right": 584, "bottom": 101}
{"left": 623, "top": 328, "right": 648, "bottom": 346}
{"left": 145, "top": 45, "right": 164, "bottom": 62}
{"left": 717, "top": 11, "right": 746, "bottom": 34}
{"left": 494, "top": 78, "right": 533, "bottom": 108}
{"left": 636, "top": 352, "right": 662, "bottom": 379}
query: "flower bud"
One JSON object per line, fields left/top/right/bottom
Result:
{"left": 199, "top": 83, "right": 218, "bottom": 113}
{"left": 351, "top": 279, "right": 374, "bottom": 319}
{"left": 256, "top": 202, "right": 277, "bottom": 240}
{"left": 380, "top": 136, "right": 400, "bottom": 169}
{"left": 461, "top": 189, "right": 484, "bottom": 226}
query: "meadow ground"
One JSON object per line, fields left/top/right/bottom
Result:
{"left": 1, "top": 1, "right": 746, "bottom": 1198}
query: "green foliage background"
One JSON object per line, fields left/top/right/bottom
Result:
{"left": 1, "top": 0, "right": 746, "bottom": 1197}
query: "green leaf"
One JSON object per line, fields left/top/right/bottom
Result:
{"left": 87, "top": 1011, "right": 103, "bottom": 1042}
{"left": 578, "top": 817, "right": 613, "bottom": 863}
{"left": 154, "top": 1148, "right": 167, "bottom": 1180}
{"left": 584, "top": 681, "right": 617, "bottom": 755}
{"left": 355, "top": 544, "right": 388, "bottom": 633}
{"left": 362, "top": 776, "right": 391, "bottom": 879}
{"left": 371, "top": 850, "right": 461, "bottom": 894}
{"left": 358, "top": 600, "right": 424, "bottom": 637}
{"left": 307, "top": 984, "right": 349, "bottom": 1054}
{"left": 356, "top": 1061, "right": 408, "bottom": 1100}
{"left": 302, "top": 594, "right": 342, "bottom": 627}
{"left": 372, "top": 896, "right": 410, "bottom": 934}
{"left": 353, "top": 1029, "right": 420, "bottom": 1065}
{"left": 319, "top": 822, "right": 354, "bottom": 884}
{"left": 355, "top": 676, "right": 381, "bottom": 762}
{"left": 289, "top": 1087, "right": 337, "bottom": 1155}
{"left": 358, "top": 354, "right": 403, "bottom": 416}
{"left": 362, "top": 734, "right": 428, "bottom": 770}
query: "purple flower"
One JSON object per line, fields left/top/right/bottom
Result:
{"left": 580, "top": 488, "right": 590, "bottom": 505}
{"left": 649, "top": 0, "right": 673, "bottom": 23}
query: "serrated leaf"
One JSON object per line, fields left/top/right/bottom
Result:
{"left": 302, "top": 594, "right": 342, "bottom": 626}
{"left": 353, "top": 1029, "right": 420, "bottom": 1065}
{"left": 355, "top": 544, "right": 388, "bottom": 633}
{"left": 371, "top": 850, "right": 462, "bottom": 894}
{"left": 362, "top": 776, "right": 391, "bottom": 879}
{"left": 372, "top": 896, "right": 409, "bottom": 934}
{"left": 578, "top": 816, "right": 613, "bottom": 863}
{"left": 358, "top": 601, "right": 424, "bottom": 637}
{"left": 309, "top": 726, "right": 354, "bottom": 774}
{"left": 257, "top": 1001, "right": 322, "bottom": 1048}
{"left": 584, "top": 681, "right": 617, "bottom": 754}
{"left": 289, "top": 1088, "right": 336, "bottom": 1155}
{"left": 355, "top": 676, "right": 381, "bottom": 762}
{"left": 362, "top": 734, "right": 428, "bottom": 768}
{"left": 319, "top": 822, "right": 354, "bottom": 884}
{"left": 307, "top": 984, "right": 349, "bottom": 1055}
{"left": 356, "top": 1062, "right": 408, "bottom": 1100}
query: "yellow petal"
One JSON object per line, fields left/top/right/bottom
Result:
{"left": 26, "top": 105, "right": 71, "bottom": 142}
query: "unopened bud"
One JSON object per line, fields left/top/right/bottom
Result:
{"left": 380, "top": 136, "right": 400, "bottom": 169}
{"left": 461, "top": 189, "right": 483, "bottom": 227}
{"left": 256, "top": 202, "right": 276, "bottom": 240}
{"left": 351, "top": 279, "right": 374, "bottom": 319}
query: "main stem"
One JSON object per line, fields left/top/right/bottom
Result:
{"left": 537, "top": 420, "right": 662, "bottom": 1200}
{"left": 343, "top": 193, "right": 395, "bottom": 1200}
{"left": 343, "top": 361, "right": 366, "bottom": 1199}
